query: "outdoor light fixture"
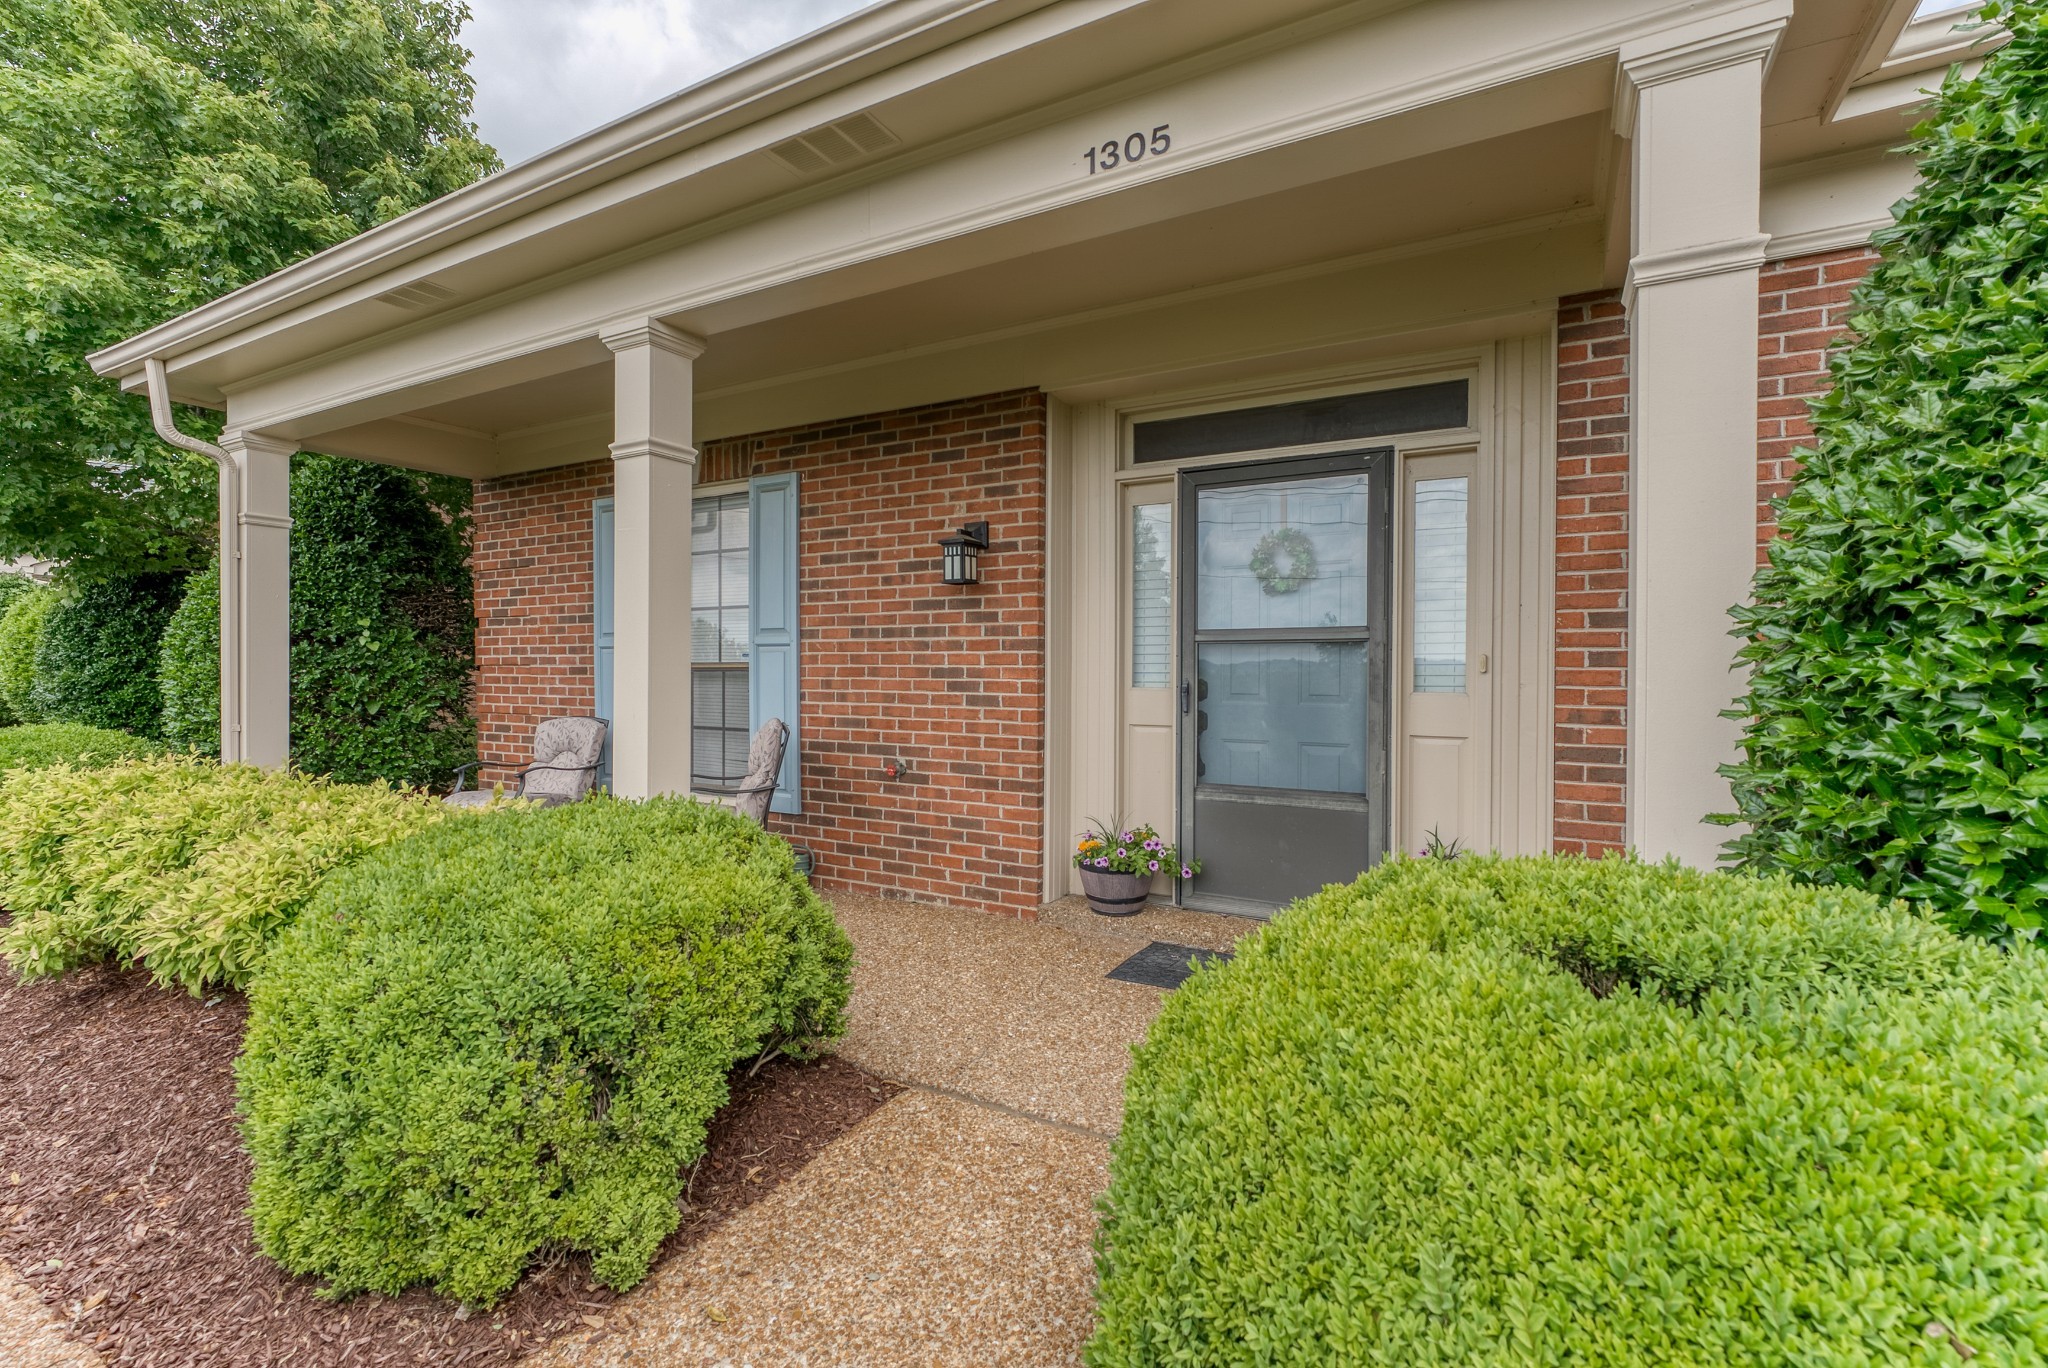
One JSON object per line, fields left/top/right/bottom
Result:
{"left": 938, "top": 520, "right": 990, "bottom": 586}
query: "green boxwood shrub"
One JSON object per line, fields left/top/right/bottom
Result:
{"left": 0, "top": 585, "right": 57, "bottom": 724}
{"left": 0, "top": 722, "right": 163, "bottom": 772}
{"left": 1720, "top": 2, "right": 2048, "bottom": 939}
{"left": 238, "top": 798, "right": 852, "bottom": 1305}
{"left": 155, "top": 455, "right": 477, "bottom": 785}
{"left": 1090, "top": 855, "right": 2048, "bottom": 1366}
{"left": 0, "top": 756, "right": 448, "bottom": 993}
{"left": 157, "top": 561, "right": 219, "bottom": 756}
{"left": 30, "top": 572, "right": 184, "bottom": 738}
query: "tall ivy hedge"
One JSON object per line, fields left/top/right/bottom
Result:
{"left": 30, "top": 573, "right": 184, "bottom": 738}
{"left": 1720, "top": 1, "right": 2048, "bottom": 940}
{"left": 157, "top": 454, "right": 476, "bottom": 786}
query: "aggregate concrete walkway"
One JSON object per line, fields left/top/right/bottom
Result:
{"left": 543, "top": 892, "right": 1252, "bottom": 1368}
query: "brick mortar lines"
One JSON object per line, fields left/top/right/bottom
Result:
{"left": 469, "top": 389, "right": 1049, "bottom": 917}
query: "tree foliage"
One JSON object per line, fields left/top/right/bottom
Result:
{"left": 157, "top": 454, "right": 476, "bottom": 785}
{"left": 0, "top": 572, "right": 42, "bottom": 724}
{"left": 0, "top": 0, "right": 497, "bottom": 578}
{"left": 1719, "top": 2, "right": 2048, "bottom": 940}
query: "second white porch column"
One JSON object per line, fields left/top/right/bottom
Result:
{"left": 601, "top": 319, "right": 705, "bottom": 799}
{"left": 1618, "top": 3, "right": 1788, "bottom": 864}
{"left": 216, "top": 430, "right": 295, "bottom": 768}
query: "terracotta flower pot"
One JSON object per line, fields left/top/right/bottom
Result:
{"left": 1079, "top": 867, "right": 1151, "bottom": 917}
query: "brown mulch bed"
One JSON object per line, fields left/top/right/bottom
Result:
{"left": 0, "top": 962, "right": 900, "bottom": 1366}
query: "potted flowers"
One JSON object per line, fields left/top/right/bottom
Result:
{"left": 1073, "top": 820, "right": 1198, "bottom": 917}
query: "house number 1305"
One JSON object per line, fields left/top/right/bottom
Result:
{"left": 1084, "top": 125, "right": 1171, "bottom": 175}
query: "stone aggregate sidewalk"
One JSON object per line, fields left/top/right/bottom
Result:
{"left": 540, "top": 892, "right": 1252, "bottom": 1367}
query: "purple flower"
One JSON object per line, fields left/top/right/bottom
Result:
{"left": 1148, "top": 859, "right": 1160, "bottom": 873}
{"left": 1180, "top": 865, "right": 1193, "bottom": 879}
{"left": 1095, "top": 857, "right": 1109, "bottom": 868}
{"left": 1116, "top": 848, "right": 1128, "bottom": 860}
{"left": 1143, "top": 838, "right": 1159, "bottom": 851}
{"left": 1120, "top": 831, "right": 1133, "bottom": 843}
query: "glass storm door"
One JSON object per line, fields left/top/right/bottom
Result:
{"left": 1178, "top": 451, "right": 1391, "bottom": 915}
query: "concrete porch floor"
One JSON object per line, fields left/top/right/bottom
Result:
{"left": 542, "top": 891, "right": 1255, "bottom": 1367}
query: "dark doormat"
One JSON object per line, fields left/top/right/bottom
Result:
{"left": 1108, "top": 941, "right": 1233, "bottom": 991}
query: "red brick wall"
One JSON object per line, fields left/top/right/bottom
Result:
{"left": 468, "top": 389, "right": 1049, "bottom": 916}
{"left": 1757, "top": 246, "right": 1880, "bottom": 554}
{"left": 1553, "top": 291, "right": 1631, "bottom": 855}
{"left": 470, "top": 461, "right": 612, "bottom": 776}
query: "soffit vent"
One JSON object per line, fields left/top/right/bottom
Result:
{"left": 767, "top": 111, "right": 900, "bottom": 177}
{"left": 374, "top": 278, "right": 460, "bottom": 311}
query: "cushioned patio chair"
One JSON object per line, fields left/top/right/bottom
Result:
{"left": 447, "top": 715, "right": 608, "bottom": 808}
{"left": 706, "top": 718, "right": 788, "bottom": 823}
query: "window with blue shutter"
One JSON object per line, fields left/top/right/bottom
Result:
{"left": 592, "top": 479, "right": 799, "bottom": 810}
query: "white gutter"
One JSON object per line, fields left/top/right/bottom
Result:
{"left": 144, "top": 358, "right": 242, "bottom": 763}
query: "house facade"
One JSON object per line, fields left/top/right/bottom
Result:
{"left": 92, "top": 0, "right": 1997, "bottom": 916}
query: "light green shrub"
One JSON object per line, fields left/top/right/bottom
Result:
{"left": 0, "top": 722, "right": 163, "bottom": 772}
{"left": 0, "top": 585, "right": 55, "bottom": 724}
{"left": 0, "top": 573, "right": 41, "bottom": 725}
{"left": 237, "top": 797, "right": 852, "bottom": 1305}
{"left": 1090, "top": 855, "right": 2048, "bottom": 1366}
{"left": 0, "top": 756, "right": 449, "bottom": 993}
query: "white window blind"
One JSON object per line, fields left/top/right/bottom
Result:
{"left": 1132, "top": 503, "right": 1172, "bottom": 688}
{"left": 1412, "top": 477, "right": 1467, "bottom": 694}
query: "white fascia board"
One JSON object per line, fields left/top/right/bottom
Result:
{"left": 87, "top": 0, "right": 1066, "bottom": 382}
{"left": 1761, "top": 145, "right": 1919, "bottom": 258}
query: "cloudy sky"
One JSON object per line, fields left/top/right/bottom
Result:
{"left": 462, "top": 0, "right": 876, "bottom": 167}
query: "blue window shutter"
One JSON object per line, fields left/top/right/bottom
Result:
{"left": 592, "top": 498, "right": 615, "bottom": 790}
{"left": 748, "top": 472, "right": 801, "bottom": 814}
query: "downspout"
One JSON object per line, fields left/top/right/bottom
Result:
{"left": 143, "top": 358, "right": 241, "bottom": 763}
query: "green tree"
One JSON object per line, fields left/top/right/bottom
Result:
{"left": 0, "top": 0, "right": 497, "bottom": 579}
{"left": 1719, "top": 2, "right": 2048, "bottom": 940}
{"left": 0, "top": 572, "right": 42, "bottom": 724}
{"left": 157, "top": 455, "right": 476, "bottom": 785}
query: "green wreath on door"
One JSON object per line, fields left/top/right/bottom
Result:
{"left": 1249, "top": 526, "right": 1318, "bottom": 596}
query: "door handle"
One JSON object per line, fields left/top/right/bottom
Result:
{"left": 1181, "top": 680, "right": 1191, "bottom": 715}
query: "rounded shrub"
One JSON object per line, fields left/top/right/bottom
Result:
{"left": 0, "top": 722, "right": 163, "bottom": 772}
{"left": 30, "top": 572, "right": 184, "bottom": 738}
{"left": 157, "top": 561, "right": 219, "bottom": 756}
{"left": 0, "top": 584, "right": 56, "bottom": 724}
{"left": 237, "top": 797, "right": 852, "bottom": 1305}
{"left": 1091, "top": 855, "right": 2048, "bottom": 1366}
{"left": 0, "top": 756, "right": 448, "bottom": 993}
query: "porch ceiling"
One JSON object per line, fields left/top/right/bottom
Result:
{"left": 328, "top": 110, "right": 1609, "bottom": 471}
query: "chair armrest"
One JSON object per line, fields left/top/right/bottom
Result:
{"left": 450, "top": 761, "right": 484, "bottom": 794}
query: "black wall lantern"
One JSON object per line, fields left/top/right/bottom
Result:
{"left": 938, "top": 520, "right": 990, "bottom": 586}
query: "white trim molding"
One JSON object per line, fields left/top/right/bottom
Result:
{"left": 1612, "top": 0, "right": 1791, "bottom": 137}
{"left": 1623, "top": 232, "right": 1771, "bottom": 312}
{"left": 600, "top": 319, "right": 710, "bottom": 361}
{"left": 608, "top": 436, "right": 701, "bottom": 465}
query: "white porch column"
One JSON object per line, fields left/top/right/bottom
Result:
{"left": 1617, "top": 3, "right": 1788, "bottom": 865}
{"left": 600, "top": 319, "right": 705, "bottom": 799}
{"left": 216, "top": 430, "right": 295, "bottom": 768}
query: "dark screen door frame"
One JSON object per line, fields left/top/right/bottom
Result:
{"left": 1175, "top": 448, "right": 1393, "bottom": 915}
